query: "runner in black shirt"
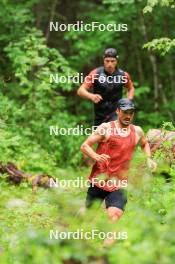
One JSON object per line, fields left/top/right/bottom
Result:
{"left": 77, "top": 48, "right": 135, "bottom": 126}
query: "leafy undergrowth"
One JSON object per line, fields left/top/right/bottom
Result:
{"left": 0, "top": 159, "right": 175, "bottom": 264}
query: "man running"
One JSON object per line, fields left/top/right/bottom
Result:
{"left": 80, "top": 98, "right": 157, "bottom": 243}
{"left": 77, "top": 48, "right": 134, "bottom": 126}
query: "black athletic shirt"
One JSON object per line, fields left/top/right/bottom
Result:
{"left": 82, "top": 66, "right": 133, "bottom": 125}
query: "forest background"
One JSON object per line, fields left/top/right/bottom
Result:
{"left": 0, "top": 0, "right": 175, "bottom": 263}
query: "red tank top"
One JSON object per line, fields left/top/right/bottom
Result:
{"left": 89, "top": 121, "right": 136, "bottom": 191}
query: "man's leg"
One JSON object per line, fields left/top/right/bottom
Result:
{"left": 86, "top": 183, "right": 108, "bottom": 208}
{"left": 107, "top": 207, "right": 123, "bottom": 222}
{"left": 94, "top": 111, "right": 117, "bottom": 126}
{"left": 94, "top": 118, "right": 103, "bottom": 127}
{"left": 105, "top": 189, "right": 127, "bottom": 221}
{"left": 77, "top": 183, "right": 106, "bottom": 216}
{"left": 107, "top": 111, "right": 118, "bottom": 122}
{"left": 104, "top": 189, "right": 127, "bottom": 245}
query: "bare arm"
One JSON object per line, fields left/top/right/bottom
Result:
{"left": 77, "top": 70, "right": 103, "bottom": 103}
{"left": 139, "top": 129, "right": 151, "bottom": 158}
{"left": 77, "top": 83, "right": 103, "bottom": 103}
{"left": 137, "top": 127, "right": 157, "bottom": 171}
{"left": 125, "top": 72, "right": 134, "bottom": 100}
{"left": 127, "top": 86, "right": 134, "bottom": 100}
{"left": 77, "top": 83, "right": 92, "bottom": 100}
{"left": 80, "top": 129, "right": 110, "bottom": 163}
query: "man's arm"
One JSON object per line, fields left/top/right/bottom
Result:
{"left": 124, "top": 72, "right": 134, "bottom": 100}
{"left": 137, "top": 126, "right": 157, "bottom": 171}
{"left": 80, "top": 128, "right": 110, "bottom": 163}
{"left": 77, "top": 69, "right": 103, "bottom": 104}
{"left": 77, "top": 83, "right": 103, "bottom": 103}
{"left": 127, "top": 86, "right": 134, "bottom": 100}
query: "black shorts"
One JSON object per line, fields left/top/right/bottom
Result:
{"left": 86, "top": 184, "right": 127, "bottom": 211}
{"left": 94, "top": 111, "right": 117, "bottom": 126}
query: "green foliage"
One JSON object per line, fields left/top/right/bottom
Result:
{"left": 144, "top": 38, "right": 175, "bottom": 55}
{"left": 5, "top": 27, "right": 75, "bottom": 93}
{"left": 162, "top": 121, "right": 175, "bottom": 131}
{"left": 1, "top": 25, "right": 84, "bottom": 167}
{"left": 144, "top": 0, "right": 175, "bottom": 13}
{"left": 0, "top": 0, "right": 175, "bottom": 263}
{"left": 143, "top": 0, "right": 175, "bottom": 65}
{"left": 0, "top": 161, "right": 175, "bottom": 263}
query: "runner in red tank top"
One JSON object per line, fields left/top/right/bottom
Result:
{"left": 89, "top": 120, "right": 136, "bottom": 192}
{"left": 80, "top": 98, "right": 157, "bottom": 246}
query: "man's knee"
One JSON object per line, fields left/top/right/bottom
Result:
{"left": 107, "top": 206, "right": 123, "bottom": 223}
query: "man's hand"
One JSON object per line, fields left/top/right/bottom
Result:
{"left": 94, "top": 153, "right": 110, "bottom": 163}
{"left": 147, "top": 158, "right": 157, "bottom": 172}
{"left": 90, "top": 93, "right": 103, "bottom": 104}
{"left": 137, "top": 127, "right": 157, "bottom": 173}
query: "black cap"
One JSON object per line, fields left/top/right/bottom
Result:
{"left": 104, "top": 48, "right": 118, "bottom": 59}
{"left": 117, "top": 98, "right": 135, "bottom": 110}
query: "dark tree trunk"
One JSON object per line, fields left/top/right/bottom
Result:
{"left": 45, "top": 0, "right": 58, "bottom": 42}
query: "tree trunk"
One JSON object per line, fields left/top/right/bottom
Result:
{"left": 136, "top": 2, "right": 159, "bottom": 109}
{"left": 45, "top": 0, "right": 58, "bottom": 42}
{"left": 158, "top": 83, "right": 174, "bottom": 121}
{"left": 133, "top": 38, "right": 144, "bottom": 85}
{"left": 149, "top": 53, "right": 159, "bottom": 110}
{"left": 35, "top": 2, "right": 43, "bottom": 28}
{"left": 167, "top": 55, "right": 175, "bottom": 101}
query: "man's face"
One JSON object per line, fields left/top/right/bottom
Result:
{"left": 103, "top": 57, "right": 117, "bottom": 73}
{"left": 117, "top": 109, "right": 135, "bottom": 126}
